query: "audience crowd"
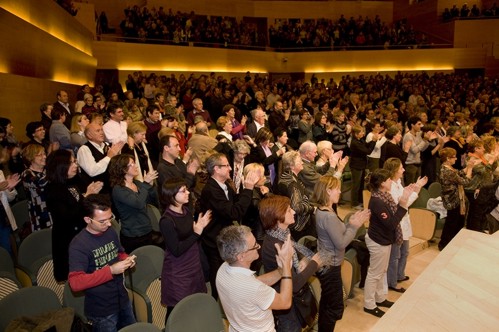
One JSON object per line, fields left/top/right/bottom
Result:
{"left": 114, "top": 6, "right": 431, "bottom": 50}
{"left": 442, "top": 3, "right": 499, "bottom": 22}
{"left": 1, "top": 69, "right": 499, "bottom": 329}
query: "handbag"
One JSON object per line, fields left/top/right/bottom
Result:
{"left": 293, "top": 283, "right": 318, "bottom": 328}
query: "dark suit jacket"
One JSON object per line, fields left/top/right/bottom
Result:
{"left": 245, "top": 121, "right": 269, "bottom": 139}
{"left": 53, "top": 101, "right": 74, "bottom": 129}
{"left": 380, "top": 141, "right": 408, "bottom": 168}
{"left": 200, "top": 177, "right": 253, "bottom": 248}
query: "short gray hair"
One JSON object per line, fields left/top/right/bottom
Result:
{"left": 205, "top": 153, "right": 226, "bottom": 175}
{"left": 217, "top": 225, "right": 252, "bottom": 264}
{"left": 233, "top": 139, "right": 251, "bottom": 154}
{"left": 298, "top": 140, "right": 316, "bottom": 156}
{"left": 282, "top": 151, "right": 300, "bottom": 171}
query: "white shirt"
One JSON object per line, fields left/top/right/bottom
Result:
{"left": 0, "top": 171, "right": 18, "bottom": 231}
{"left": 366, "top": 133, "right": 387, "bottom": 159}
{"left": 390, "top": 179, "right": 418, "bottom": 240}
{"left": 216, "top": 262, "right": 276, "bottom": 332}
{"left": 77, "top": 141, "right": 111, "bottom": 177}
{"left": 103, "top": 120, "right": 127, "bottom": 144}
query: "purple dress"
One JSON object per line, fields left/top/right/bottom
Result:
{"left": 159, "top": 206, "right": 206, "bottom": 306}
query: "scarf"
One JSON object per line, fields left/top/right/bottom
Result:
{"left": 266, "top": 227, "right": 314, "bottom": 270}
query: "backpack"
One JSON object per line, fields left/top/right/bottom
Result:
{"left": 475, "top": 180, "right": 499, "bottom": 214}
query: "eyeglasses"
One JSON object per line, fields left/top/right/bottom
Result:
{"left": 35, "top": 128, "right": 45, "bottom": 132}
{"left": 89, "top": 214, "right": 116, "bottom": 225}
{"left": 216, "top": 164, "right": 231, "bottom": 168}
{"left": 244, "top": 242, "right": 261, "bottom": 253}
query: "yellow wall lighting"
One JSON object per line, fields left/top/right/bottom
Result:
{"left": 1, "top": 0, "right": 93, "bottom": 56}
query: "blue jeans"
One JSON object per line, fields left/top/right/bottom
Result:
{"left": 0, "top": 222, "right": 12, "bottom": 256}
{"left": 387, "top": 240, "right": 409, "bottom": 288}
{"left": 87, "top": 302, "right": 136, "bottom": 332}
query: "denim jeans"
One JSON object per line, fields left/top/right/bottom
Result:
{"left": 317, "top": 265, "right": 343, "bottom": 332}
{"left": 0, "top": 221, "right": 12, "bottom": 256}
{"left": 87, "top": 301, "right": 136, "bottom": 332}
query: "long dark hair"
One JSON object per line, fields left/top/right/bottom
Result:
{"left": 46, "top": 150, "right": 73, "bottom": 184}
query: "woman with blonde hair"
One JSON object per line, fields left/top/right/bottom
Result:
{"left": 242, "top": 163, "right": 271, "bottom": 243}
{"left": 121, "top": 121, "right": 154, "bottom": 182}
{"left": 70, "top": 113, "right": 89, "bottom": 151}
{"left": 313, "top": 176, "right": 368, "bottom": 330}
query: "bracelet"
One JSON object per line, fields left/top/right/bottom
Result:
{"left": 281, "top": 276, "right": 292, "bottom": 279}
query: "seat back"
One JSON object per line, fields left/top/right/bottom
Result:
{"left": 0, "top": 286, "right": 62, "bottom": 332}
{"left": 11, "top": 199, "right": 30, "bottom": 231}
{"left": 0, "top": 247, "right": 16, "bottom": 276}
{"left": 166, "top": 293, "right": 224, "bottom": 332}
{"left": 427, "top": 182, "right": 442, "bottom": 199}
{"left": 147, "top": 204, "right": 161, "bottom": 232}
{"left": 0, "top": 272, "right": 21, "bottom": 300}
{"left": 146, "top": 279, "right": 166, "bottom": 329}
{"left": 63, "top": 281, "right": 87, "bottom": 323}
{"left": 119, "top": 322, "right": 162, "bottom": 332}
{"left": 410, "top": 188, "right": 430, "bottom": 209}
{"left": 128, "top": 245, "right": 164, "bottom": 291}
{"left": 17, "top": 228, "right": 52, "bottom": 272}
{"left": 409, "top": 208, "right": 437, "bottom": 240}
{"left": 362, "top": 190, "right": 371, "bottom": 209}
{"left": 37, "top": 259, "right": 64, "bottom": 303}
{"left": 128, "top": 245, "right": 165, "bottom": 329}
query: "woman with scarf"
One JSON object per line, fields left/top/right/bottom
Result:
{"left": 438, "top": 147, "right": 478, "bottom": 250}
{"left": 463, "top": 139, "right": 496, "bottom": 232}
{"left": 313, "top": 176, "right": 368, "bottom": 331}
{"left": 363, "top": 169, "right": 414, "bottom": 318}
{"left": 261, "top": 195, "right": 322, "bottom": 332}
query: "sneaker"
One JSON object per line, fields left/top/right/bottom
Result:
{"left": 364, "top": 307, "right": 385, "bottom": 317}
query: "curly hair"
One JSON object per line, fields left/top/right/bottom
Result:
{"left": 108, "top": 154, "right": 133, "bottom": 187}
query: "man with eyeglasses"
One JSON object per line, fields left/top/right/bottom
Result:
{"left": 68, "top": 194, "right": 136, "bottom": 331}
{"left": 200, "top": 153, "right": 261, "bottom": 299}
{"left": 216, "top": 225, "right": 293, "bottom": 332}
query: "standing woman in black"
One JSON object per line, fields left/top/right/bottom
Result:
{"left": 46, "top": 150, "right": 103, "bottom": 282}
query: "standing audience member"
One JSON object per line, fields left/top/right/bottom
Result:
{"left": 103, "top": 104, "right": 128, "bottom": 144}
{"left": 383, "top": 158, "right": 427, "bottom": 293}
{"left": 261, "top": 195, "right": 322, "bottom": 332}
{"left": 77, "top": 123, "right": 124, "bottom": 192}
{"left": 70, "top": 114, "right": 89, "bottom": 151}
{"left": 159, "top": 178, "right": 212, "bottom": 323}
{"left": 363, "top": 169, "right": 414, "bottom": 318}
{"left": 297, "top": 109, "right": 314, "bottom": 144}
{"left": 403, "top": 116, "right": 430, "bottom": 184}
{"left": 200, "top": 153, "right": 260, "bottom": 299}
{"left": 52, "top": 90, "right": 73, "bottom": 128}
{"left": 443, "top": 126, "right": 467, "bottom": 170}
{"left": 420, "top": 124, "right": 446, "bottom": 185}
{"left": 216, "top": 225, "right": 294, "bottom": 332}
{"left": 465, "top": 139, "right": 496, "bottom": 232}
{"left": 365, "top": 121, "right": 386, "bottom": 173}
{"left": 25, "top": 121, "right": 55, "bottom": 154}
{"left": 157, "top": 135, "right": 198, "bottom": 208}
{"left": 0, "top": 170, "right": 19, "bottom": 255}
{"left": 438, "top": 147, "right": 478, "bottom": 250}
{"left": 331, "top": 111, "right": 350, "bottom": 155}
{"left": 21, "top": 144, "right": 52, "bottom": 233}
{"left": 46, "top": 149, "right": 103, "bottom": 282}
{"left": 68, "top": 194, "right": 136, "bottom": 331}
{"left": 40, "top": 103, "right": 53, "bottom": 132}
{"left": 313, "top": 176, "right": 368, "bottom": 332}
{"left": 250, "top": 127, "right": 285, "bottom": 188}
{"left": 380, "top": 126, "right": 410, "bottom": 168}
{"left": 277, "top": 151, "right": 316, "bottom": 239}
{"left": 143, "top": 104, "right": 164, "bottom": 167}
{"left": 108, "top": 154, "right": 158, "bottom": 253}
{"left": 121, "top": 121, "right": 153, "bottom": 183}
{"left": 349, "top": 125, "right": 379, "bottom": 209}
{"left": 49, "top": 108, "right": 72, "bottom": 150}
{"left": 298, "top": 140, "right": 347, "bottom": 197}
{"left": 223, "top": 104, "right": 247, "bottom": 141}
{"left": 312, "top": 112, "right": 332, "bottom": 143}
